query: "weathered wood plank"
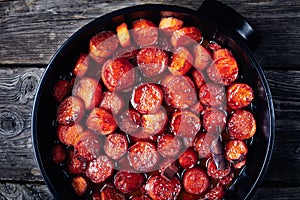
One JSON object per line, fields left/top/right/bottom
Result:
{"left": 0, "top": 182, "right": 53, "bottom": 200}
{"left": 253, "top": 186, "right": 300, "bottom": 200}
{"left": 261, "top": 70, "right": 300, "bottom": 185}
{"left": 0, "top": 0, "right": 299, "bottom": 69}
{"left": 255, "top": 18, "right": 299, "bottom": 70}
{"left": 0, "top": 67, "right": 299, "bottom": 186}
{"left": 0, "top": 68, "right": 44, "bottom": 182}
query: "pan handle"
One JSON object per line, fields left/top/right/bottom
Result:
{"left": 197, "top": 0, "right": 260, "bottom": 52}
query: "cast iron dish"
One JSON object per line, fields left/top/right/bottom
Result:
{"left": 32, "top": 0, "right": 275, "bottom": 199}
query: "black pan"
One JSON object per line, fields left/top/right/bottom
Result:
{"left": 32, "top": 0, "right": 275, "bottom": 199}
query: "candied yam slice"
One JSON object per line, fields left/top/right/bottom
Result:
{"left": 183, "top": 167, "right": 210, "bottom": 195}
{"left": 193, "top": 44, "right": 212, "bottom": 70}
{"left": 116, "top": 22, "right": 131, "bottom": 48}
{"left": 72, "top": 77, "right": 102, "bottom": 110}
{"left": 159, "top": 17, "right": 184, "bottom": 34}
{"left": 131, "top": 83, "right": 163, "bottom": 114}
{"left": 102, "top": 58, "right": 135, "bottom": 92}
{"left": 99, "top": 91, "right": 124, "bottom": 115}
{"left": 168, "top": 47, "right": 194, "bottom": 75}
{"left": 71, "top": 176, "right": 88, "bottom": 196}
{"left": 137, "top": 46, "right": 169, "bottom": 77}
{"left": 89, "top": 30, "right": 119, "bottom": 58}
{"left": 86, "top": 108, "right": 117, "bottom": 135}
{"left": 56, "top": 96, "right": 84, "bottom": 126}
{"left": 127, "top": 141, "right": 159, "bottom": 172}
{"left": 227, "top": 83, "right": 254, "bottom": 110}
{"left": 86, "top": 156, "right": 114, "bottom": 184}
{"left": 145, "top": 174, "right": 181, "bottom": 200}
{"left": 57, "top": 124, "right": 83, "bottom": 146}
{"left": 132, "top": 19, "right": 158, "bottom": 47}
{"left": 74, "top": 130, "right": 101, "bottom": 162}
{"left": 73, "top": 53, "right": 89, "bottom": 77}
{"left": 171, "top": 27, "right": 202, "bottom": 48}
{"left": 161, "top": 75, "right": 197, "bottom": 109}
{"left": 228, "top": 110, "right": 256, "bottom": 140}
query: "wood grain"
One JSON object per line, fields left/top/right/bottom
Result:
{"left": 0, "top": 0, "right": 299, "bottom": 69}
{"left": 262, "top": 70, "right": 300, "bottom": 185}
{"left": 0, "top": 182, "right": 53, "bottom": 200}
{"left": 253, "top": 186, "right": 300, "bottom": 200}
{"left": 0, "top": 68, "right": 44, "bottom": 182}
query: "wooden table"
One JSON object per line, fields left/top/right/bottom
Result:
{"left": 0, "top": 0, "right": 299, "bottom": 199}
